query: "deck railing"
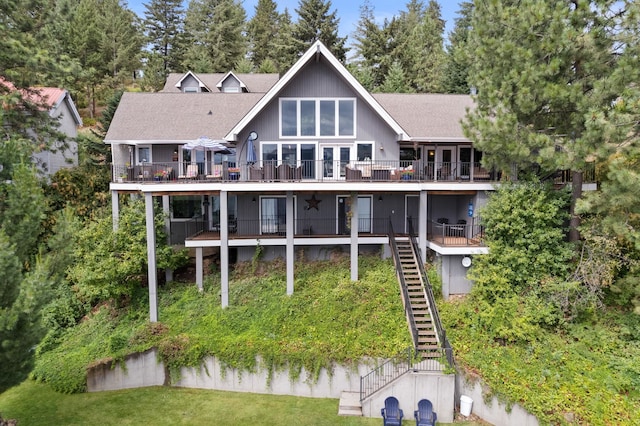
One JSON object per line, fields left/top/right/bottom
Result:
{"left": 429, "top": 218, "right": 484, "bottom": 246}
{"left": 111, "top": 160, "right": 504, "bottom": 184}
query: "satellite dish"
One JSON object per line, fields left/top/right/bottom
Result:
{"left": 462, "top": 256, "right": 472, "bottom": 268}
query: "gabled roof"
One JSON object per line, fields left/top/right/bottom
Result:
{"left": 173, "top": 71, "right": 211, "bottom": 92}
{"left": 225, "top": 40, "right": 409, "bottom": 141}
{"left": 104, "top": 92, "right": 264, "bottom": 144}
{"left": 373, "top": 94, "right": 473, "bottom": 142}
{"left": 0, "top": 78, "right": 82, "bottom": 126}
{"left": 164, "top": 72, "right": 279, "bottom": 93}
{"left": 216, "top": 71, "right": 247, "bottom": 92}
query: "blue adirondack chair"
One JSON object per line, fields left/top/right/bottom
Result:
{"left": 414, "top": 399, "right": 437, "bottom": 426}
{"left": 381, "top": 396, "right": 403, "bottom": 426}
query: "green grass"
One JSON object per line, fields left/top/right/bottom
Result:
{"left": 0, "top": 381, "right": 380, "bottom": 426}
{"left": 31, "top": 255, "right": 412, "bottom": 393}
{"left": 440, "top": 298, "right": 640, "bottom": 425}
{"left": 0, "top": 380, "right": 485, "bottom": 426}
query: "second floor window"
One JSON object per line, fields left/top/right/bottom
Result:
{"left": 281, "top": 98, "right": 355, "bottom": 138}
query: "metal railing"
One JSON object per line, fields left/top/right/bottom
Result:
{"left": 389, "top": 220, "right": 420, "bottom": 352}
{"left": 110, "top": 160, "right": 506, "bottom": 184}
{"left": 430, "top": 218, "right": 485, "bottom": 246}
{"left": 359, "top": 346, "right": 454, "bottom": 401}
{"left": 407, "top": 219, "right": 455, "bottom": 368}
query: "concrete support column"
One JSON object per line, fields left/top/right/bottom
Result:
{"left": 111, "top": 190, "right": 119, "bottom": 231}
{"left": 220, "top": 191, "right": 229, "bottom": 308}
{"left": 286, "top": 191, "right": 294, "bottom": 295}
{"left": 144, "top": 193, "right": 158, "bottom": 322}
{"left": 350, "top": 193, "right": 359, "bottom": 281}
{"left": 196, "top": 247, "right": 203, "bottom": 291}
{"left": 441, "top": 254, "right": 450, "bottom": 299}
{"left": 162, "top": 195, "right": 173, "bottom": 283}
{"left": 419, "top": 190, "right": 428, "bottom": 261}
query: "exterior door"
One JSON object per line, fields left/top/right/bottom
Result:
{"left": 323, "top": 146, "right": 350, "bottom": 179}
{"left": 437, "top": 148, "right": 454, "bottom": 180}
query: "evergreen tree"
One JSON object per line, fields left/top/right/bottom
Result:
{"left": 352, "top": 1, "right": 389, "bottom": 88}
{"left": 143, "top": 0, "right": 186, "bottom": 73}
{"left": 292, "top": 0, "right": 347, "bottom": 62}
{"left": 377, "top": 61, "right": 414, "bottom": 93}
{"left": 99, "top": 0, "right": 143, "bottom": 80}
{"left": 409, "top": 0, "right": 446, "bottom": 92}
{"left": 247, "top": 0, "right": 280, "bottom": 70}
{"left": 183, "top": 0, "right": 247, "bottom": 72}
{"left": 463, "top": 0, "right": 629, "bottom": 241}
{"left": 443, "top": 1, "right": 473, "bottom": 94}
{"left": 272, "top": 9, "right": 298, "bottom": 72}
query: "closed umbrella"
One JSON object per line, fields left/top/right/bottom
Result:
{"left": 246, "top": 136, "right": 257, "bottom": 164}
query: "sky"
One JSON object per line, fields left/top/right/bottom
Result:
{"left": 127, "top": 0, "right": 462, "bottom": 44}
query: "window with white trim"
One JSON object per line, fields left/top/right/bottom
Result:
{"left": 280, "top": 98, "right": 356, "bottom": 138}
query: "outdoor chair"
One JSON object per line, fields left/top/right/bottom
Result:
{"left": 381, "top": 396, "right": 403, "bottom": 426}
{"left": 206, "top": 164, "right": 223, "bottom": 180}
{"left": 178, "top": 164, "right": 198, "bottom": 180}
{"left": 249, "top": 165, "right": 263, "bottom": 181}
{"left": 414, "top": 399, "right": 437, "bottom": 426}
{"left": 345, "top": 166, "right": 362, "bottom": 181}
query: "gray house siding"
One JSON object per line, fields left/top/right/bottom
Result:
{"left": 235, "top": 57, "right": 399, "bottom": 162}
{"left": 33, "top": 96, "right": 79, "bottom": 176}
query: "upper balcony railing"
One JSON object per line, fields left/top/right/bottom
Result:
{"left": 111, "top": 160, "right": 596, "bottom": 185}
{"left": 111, "top": 160, "right": 503, "bottom": 184}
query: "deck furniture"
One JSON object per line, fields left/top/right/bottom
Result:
{"left": 414, "top": 399, "right": 437, "bottom": 426}
{"left": 381, "top": 396, "right": 403, "bottom": 426}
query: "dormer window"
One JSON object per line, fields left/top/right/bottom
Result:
{"left": 184, "top": 87, "right": 198, "bottom": 93}
{"left": 280, "top": 98, "right": 356, "bottom": 138}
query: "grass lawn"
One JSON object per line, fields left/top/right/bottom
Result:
{"left": 0, "top": 380, "right": 486, "bottom": 426}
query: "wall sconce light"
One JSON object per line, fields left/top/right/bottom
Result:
{"left": 252, "top": 197, "right": 256, "bottom": 203}
{"left": 378, "top": 195, "right": 383, "bottom": 201}
{"left": 379, "top": 145, "right": 384, "bottom": 151}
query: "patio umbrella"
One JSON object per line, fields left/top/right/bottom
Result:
{"left": 183, "top": 137, "right": 233, "bottom": 175}
{"left": 246, "top": 132, "right": 257, "bottom": 164}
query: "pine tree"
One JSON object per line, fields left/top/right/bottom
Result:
{"left": 143, "top": 0, "right": 186, "bottom": 73}
{"left": 272, "top": 9, "right": 298, "bottom": 72}
{"left": 183, "top": 0, "right": 247, "bottom": 72}
{"left": 292, "top": 0, "right": 347, "bottom": 62}
{"left": 410, "top": 0, "right": 446, "bottom": 92}
{"left": 377, "top": 61, "right": 414, "bottom": 94}
{"left": 442, "top": 1, "right": 473, "bottom": 94}
{"left": 247, "top": 0, "right": 280, "bottom": 70}
{"left": 464, "top": 0, "right": 628, "bottom": 241}
{"left": 352, "top": 1, "right": 389, "bottom": 88}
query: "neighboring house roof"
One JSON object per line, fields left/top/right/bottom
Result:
{"left": 104, "top": 92, "right": 264, "bottom": 144}
{"left": 373, "top": 93, "right": 473, "bottom": 142}
{"left": 164, "top": 72, "right": 279, "bottom": 93}
{"left": 33, "top": 87, "right": 83, "bottom": 126}
{"left": 0, "top": 78, "right": 82, "bottom": 126}
{"left": 225, "top": 40, "right": 408, "bottom": 142}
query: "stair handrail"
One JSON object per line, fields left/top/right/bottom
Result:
{"left": 359, "top": 347, "right": 412, "bottom": 402}
{"left": 406, "top": 218, "right": 446, "bottom": 350}
{"left": 388, "top": 219, "right": 420, "bottom": 353}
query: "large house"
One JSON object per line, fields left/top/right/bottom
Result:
{"left": 106, "top": 41, "right": 497, "bottom": 322}
{"left": 0, "top": 79, "right": 81, "bottom": 176}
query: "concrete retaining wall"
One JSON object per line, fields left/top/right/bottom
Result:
{"left": 456, "top": 375, "right": 539, "bottom": 426}
{"left": 87, "top": 349, "right": 166, "bottom": 392}
{"left": 86, "top": 349, "right": 455, "bottom": 422}
{"left": 174, "top": 355, "right": 368, "bottom": 399}
{"left": 361, "top": 371, "right": 455, "bottom": 424}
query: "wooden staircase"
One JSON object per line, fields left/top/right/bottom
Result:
{"left": 395, "top": 239, "right": 441, "bottom": 358}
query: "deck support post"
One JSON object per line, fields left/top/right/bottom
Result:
{"left": 144, "top": 192, "right": 158, "bottom": 322}
{"left": 111, "top": 190, "right": 119, "bottom": 231}
{"left": 163, "top": 195, "right": 173, "bottom": 283}
{"left": 419, "top": 190, "right": 428, "bottom": 260}
{"left": 350, "top": 192, "right": 358, "bottom": 281}
{"left": 220, "top": 190, "right": 229, "bottom": 308}
{"left": 196, "top": 247, "right": 203, "bottom": 291}
{"left": 286, "top": 191, "right": 294, "bottom": 295}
